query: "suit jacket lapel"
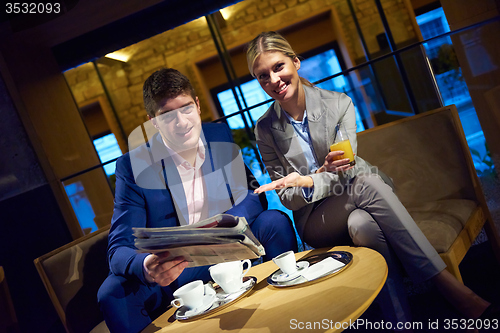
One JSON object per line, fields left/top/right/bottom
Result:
{"left": 304, "top": 86, "right": 329, "bottom": 166}
{"left": 202, "top": 140, "right": 235, "bottom": 217}
{"left": 201, "top": 145, "right": 217, "bottom": 214}
{"left": 270, "top": 102, "right": 309, "bottom": 175}
{"left": 270, "top": 86, "right": 332, "bottom": 174}
{"left": 150, "top": 134, "right": 190, "bottom": 225}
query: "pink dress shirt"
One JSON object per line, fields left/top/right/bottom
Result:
{"left": 164, "top": 138, "right": 208, "bottom": 225}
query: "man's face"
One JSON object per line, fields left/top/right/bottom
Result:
{"left": 150, "top": 94, "right": 202, "bottom": 153}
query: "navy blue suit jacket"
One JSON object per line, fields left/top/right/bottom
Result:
{"left": 107, "top": 122, "right": 266, "bottom": 285}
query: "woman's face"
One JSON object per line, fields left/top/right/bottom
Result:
{"left": 252, "top": 51, "right": 301, "bottom": 104}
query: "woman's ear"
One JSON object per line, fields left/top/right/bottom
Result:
{"left": 293, "top": 56, "right": 301, "bottom": 71}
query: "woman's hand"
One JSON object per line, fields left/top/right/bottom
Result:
{"left": 316, "top": 150, "right": 355, "bottom": 173}
{"left": 253, "top": 172, "right": 313, "bottom": 194}
{"left": 143, "top": 252, "right": 189, "bottom": 286}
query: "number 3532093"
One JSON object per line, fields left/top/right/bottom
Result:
{"left": 6, "top": 3, "right": 61, "bottom": 14}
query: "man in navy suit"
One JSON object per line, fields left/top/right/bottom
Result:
{"left": 97, "top": 68, "right": 297, "bottom": 333}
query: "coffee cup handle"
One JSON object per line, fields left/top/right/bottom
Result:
{"left": 241, "top": 259, "right": 251, "bottom": 277}
{"left": 204, "top": 282, "right": 216, "bottom": 296}
{"left": 171, "top": 298, "right": 184, "bottom": 308}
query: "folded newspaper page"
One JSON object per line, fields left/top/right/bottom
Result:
{"left": 133, "top": 214, "right": 265, "bottom": 267}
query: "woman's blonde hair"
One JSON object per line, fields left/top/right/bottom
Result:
{"left": 246, "top": 31, "right": 313, "bottom": 87}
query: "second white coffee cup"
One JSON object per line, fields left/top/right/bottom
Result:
{"left": 209, "top": 259, "right": 251, "bottom": 294}
{"left": 273, "top": 250, "right": 297, "bottom": 275}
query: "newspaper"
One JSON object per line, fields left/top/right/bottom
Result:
{"left": 133, "top": 214, "right": 265, "bottom": 267}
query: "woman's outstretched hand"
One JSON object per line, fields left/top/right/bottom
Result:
{"left": 254, "top": 151, "right": 354, "bottom": 193}
{"left": 316, "top": 150, "right": 355, "bottom": 173}
{"left": 253, "top": 172, "right": 313, "bottom": 194}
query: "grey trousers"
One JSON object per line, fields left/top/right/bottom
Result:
{"left": 302, "top": 174, "right": 446, "bottom": 325}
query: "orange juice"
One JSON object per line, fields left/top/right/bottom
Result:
{"left": 330, "top": 140, "right": 355, "bottom": 166}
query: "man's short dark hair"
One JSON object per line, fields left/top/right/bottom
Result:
{"left": 143, "top": 68, "right": 197, "bottom": 118}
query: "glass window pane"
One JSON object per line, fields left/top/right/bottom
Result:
{"left": 93, "top": 133, "right": 122, "bottom": 176}
{"left": 63, "top": 168, "right": 114, "bottom": 234}
{"left": 416, "top": 8, "right": 488, "bottom": 173}
{"left": 64, "top": 181, "right": 97, "bottom": 234}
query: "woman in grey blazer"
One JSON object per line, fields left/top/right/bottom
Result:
{"left": 246, "top": 31, "right": 493, "bottom": 325}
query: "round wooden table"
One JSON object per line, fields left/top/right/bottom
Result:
{"left": 143, "top": 246, "right": 387, "bottom": 333}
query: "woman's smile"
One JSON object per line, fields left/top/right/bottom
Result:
{"left": 275, "top": 83, "right": 289, "bottom": 95}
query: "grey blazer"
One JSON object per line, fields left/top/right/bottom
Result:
{"left": 255, "top": 85, "right": 375, "bottom": 237}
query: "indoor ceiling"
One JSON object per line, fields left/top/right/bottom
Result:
{"left": 0, "top": 0, "right": 243, "bottom": 71}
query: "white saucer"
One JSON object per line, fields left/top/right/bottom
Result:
{"left": 216, "top": 278, "right": 253, "bottom": 300}
{"left": 178, "top": 294, "right": 216, "bottom": 318}
{"left": 271, "top": 261, "right": 310, "bottom": 282}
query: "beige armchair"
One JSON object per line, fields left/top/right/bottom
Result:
{"left": 34, "top": 225, "right": 110, "bottom": 333}
{"left": 357, "top": 105, "right": 500, "bottom": 283}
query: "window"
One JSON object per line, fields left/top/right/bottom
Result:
{"left": 216, "top": 79, "right": 271, "bottom": 130}
{"left": 417, "top": 7, "right": 489, "bottom": 172}
{"left": 93, "top": 133, "right": 122, "bottom": 176}
{"left": 64, "top": 181, "right": 97, "bottom": 234}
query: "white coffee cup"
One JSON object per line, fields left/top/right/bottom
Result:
{"left": 209, "top": 259, "right": 251, "bottom": 294}
{"left": 170, "top": 280, "right": 214, "bottom": 310}
{"left": 273, "top": 250, "right": 297, "bottom": 275}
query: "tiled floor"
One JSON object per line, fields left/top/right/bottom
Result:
{"left": 350, "top": 240, "right": 500, "bottom": 332}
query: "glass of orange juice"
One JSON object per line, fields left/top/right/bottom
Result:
{"left": 330, "top": 124, "right": 355, "bottom": 166}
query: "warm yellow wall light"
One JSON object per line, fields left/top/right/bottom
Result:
{"left": 105, "top": 51, "right": 130, "bottom": 62}
{"left": 219, "top": 8, "right": 232, "bottom": 20}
